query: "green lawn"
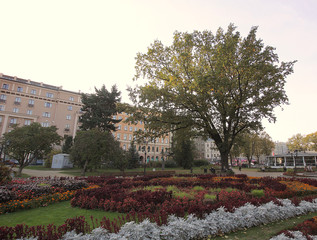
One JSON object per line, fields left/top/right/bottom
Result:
{"left": 1, "top": 200, "right": 316, "bottom": 239}
{"left": 0, "top": 201, "right": 123, "bottom": 228}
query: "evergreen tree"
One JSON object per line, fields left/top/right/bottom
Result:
{"left": 126, "top": 141, "right": 140, "bottom": 169}
{"left": 80, "top": 85, "right": 122, "bottom": 132}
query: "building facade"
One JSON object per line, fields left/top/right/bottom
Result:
{"left": 0, "top": 73, "right": 82, "bottom": 138}
{"left": 0, "top": 73, "right": 171, "bottom": 162}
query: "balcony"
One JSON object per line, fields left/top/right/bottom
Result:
{"left": 28, "top": 104, "right": 34, "bottom": 107}
{"left": 14, "top": 101, "right": 21, "bottom": 105}
{"left": 0, "top": 99, "right": 6, "bottom": 103}
{"left": 64, "top": 128, "right": 70, "bottom": 132}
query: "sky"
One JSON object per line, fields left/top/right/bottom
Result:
{"left": 0, "top": 0, "right": 316, "bottom": 143}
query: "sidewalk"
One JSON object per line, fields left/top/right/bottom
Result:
{"left": 13, "top": 168, "right": 74, "bottom": 178}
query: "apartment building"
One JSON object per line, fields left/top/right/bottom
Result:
{"left": 0, "top": 73, "right": 82, "bottom": 138}
{"left": 113, "top": 112, "right": 171, "bottom": 162}
{"left": 193, "top": 137, "right": 220, "bottom": 162}
{"left": 0, "top": 73, "right": 171, "bottom": 162}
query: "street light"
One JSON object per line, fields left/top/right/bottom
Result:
{"left": 142, "top": 139, "right": 148, "bottom": 175}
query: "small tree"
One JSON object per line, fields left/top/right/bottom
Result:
{"left": 62, "top": 135, "right": 73, "bottom": 154}
{"left": 3, "top": 123, "right": 62, "bottom": 176}
{"left": 126, "top": 141, "right": 140, "bottom": 169}
{"left": 171, "top": 129, "right": 194, "bottom": 169}
{"left": 80, "top": 85, "right": 122, "bottom": 132}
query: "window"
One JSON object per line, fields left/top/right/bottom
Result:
{"left": 27, "top": 110, "right": 33, "bottom": 115}
{"left": 0, "top": 94, "right": 7, "bottom": 102}
{"left": 41, "top": 122, "right": 50, "bottom": 127}
{"left": 67, "top": 106, "right": 72, "bottom": 111}
{"left": 14, "top": 97, "right": 21, "bottom": 104}
{"left": 66, "top": 115, "right": 71, "bottom": 120}
{"left": 123, "top": 144, "right": 126, "bottom": 150}
{"left": 13, "top": 108, "right": 19, "bottom": 113}
{"left": 124, "top": 134, "right": 127, "bottom": 140}
{"left": 46, "top": 92, "right": 53, "bottom": 98}
{"left": 2, "top": 84, "right": 9, "bottom": 89}
{"left": 65, "top": 124, "right": 70, "bottom": 129}
{"left": 124, "top": 125, "right": 128, "bottom": 131}
{"left": 10, "top": 118, "right": 17, "bottom": 124}
{"left": 118, "top": 125, "right": 121, "bottom": 130}
{"left": 30, "top": 89, "right": 36, "bottom": 95}
{"left": 113, "top": 116, "right": 117, "bottom": 120}
{"left": 65, "top": 124, "right": 70, "bottom": 131}
{"left": 28, "top": 99, "right": 34, "bottom": 107}
{"left": 118, "top": 116, "right": 122, "bottom": 120}
{"left": 69, "top": 96, "right": 74, "bottom": 101}
{"left": 129, "top": 134, "right": 132, "bottom": 141}
{"left": 17, "top": 87, "right": 23, "bottom": 92}
{"left": 161, "top": 138, "right": 164, "bottom": 143}
{"left": 0, "top": 105, "right": 5, "bottom": 111}
{"left": 43, "top": 112, "right": 51, "bottom": 118}
{"left": 24, "top": 120, "right": 31, "bottom": 125}
{"left": 134, "top": 127, "right": 138, "bottom": 131}
{"left": 165, "top": 139, "right": 168, "bottom": 144}
{"left": 117, "top": 133, "right": 121, "bottom": 140}
{"left": 0, "top": 116, "right": 2, "bottom": 123}
{"left": 44, "top": 102, "right": 52, "bottom": 108}
{"left": 129, "top": 126, "right": 133, "bottom": 132}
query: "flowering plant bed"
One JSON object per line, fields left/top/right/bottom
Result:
{"left": 1, "top": 174, "right": 317, "bottom": 239}
{"left": 0, "top": 177, "right": 92, "bottom": 214}
{"left": 270, "top": 216, "right": 317, "bottom": 240}
{"left": 70, "top": 175, "right": 317, "bottom": 232}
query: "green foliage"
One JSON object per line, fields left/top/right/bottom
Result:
{"left": 62, "top": 135, "right": 73, "bottom": 154}
{"left": 287, "top": 133, "right": 308, "bottom": 152}
{"left": 129, "top": 24, "right": 296, "bottom": 171}
{"left": 193, "top": 159, "right": 209, "bottom": 167}
{"left": 70, "top": 129, "right": 123, "bottom": 176}
{"left": 126, "top": 141, "right": 140, "bottom": 169}
{"left": 164, "top": 159, "right": 178, "bottom": 168}
{"left": 250, "top": 189, "right": 265, "bottom": 198}
{"left": 80, "top": 85, "right": 122, "bottom": 132}
{"left": 204, "top": 194, "right": 217, "bottom": 201}
{"left": 171, "top": 129, "right": 195, "bottom": 169}
{"left": 192, "top": 186, "right": 205, "bottom": 191}
{"left": 0, "top": 162, "right": 13, "bottom": 184}
{"left": 44, "top": 149, "right": 62, "bottom": 168}
{"left": 3, "top": 123, "right": 62, "bottom": 176}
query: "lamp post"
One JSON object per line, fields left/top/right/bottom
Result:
{"left": 161, "top": 149, "right": 165, "bottom": 171}
{"left": 142, "top": 139, "right": 148, "bottom": 175}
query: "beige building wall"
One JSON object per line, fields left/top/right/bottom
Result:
{"left": 0, "top": 73, "right": 82, "bottom": 138}
{"left": 0, "top": 73, "right": 171, "bottom": 161}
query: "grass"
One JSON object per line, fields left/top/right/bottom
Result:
{"left": 0, "top": 201, "right": 123, "bottom": 228}
{"left": 211, "top": 211, "right": 317, "bottom": 240}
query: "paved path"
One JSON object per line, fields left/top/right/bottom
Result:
{"left": 14, "top": 168, "right": 74, "bottom": 178}
{"left": 232, "top": 169, "right": 284, "bottom": 178}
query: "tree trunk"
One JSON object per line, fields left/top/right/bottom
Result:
{"left": 220, "top": 151, "right": 229, "bottom": 171}
{"left": 17, "top": 166, "right": 23, "bottom": 177}
{"left": 81, "top": 160, "right": 88, "bottom": 176}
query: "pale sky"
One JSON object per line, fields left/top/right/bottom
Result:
{"left": 0, "top": 0, "right": 316, "bottom": 143}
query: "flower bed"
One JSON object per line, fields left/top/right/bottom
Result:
{"left": 270, "top": 216, "right": 317, "bottom": 240}
{"left": 1, "top": 175, "right": 317, "bottom": 239}
{"left": 1, "top": 197, "right": 316, "bottom": 240}
{"left": 0, "top": 177, "right": 93, "bottom": 214}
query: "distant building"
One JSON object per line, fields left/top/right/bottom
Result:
{"left": 266, "top": 151, "right": 317, "bottom": 168}
{"left": 193, "top": 137, "right": 220, "bottom": 162}
{"left": 274, "top": 141, "right": 288, "bottom": 155}
{"left": 0, "top": 73, "right": 82, "bottom": 138}
{"left": 0, "top": 73, "right": 171, "bottom": 162}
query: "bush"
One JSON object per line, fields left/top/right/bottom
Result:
{"left": 0, "top": 163, "right": 13, "bottom": 184}
{"left": 164, "top": 159, "right": 178, "bottom": 168}
{"left": 193, "top": 159, "right": 209, "bottom": 167}
{"left": 148, "top": 161, "right": 162, "bottom": 168}
{"left": 250, "top": 189, "right": 265, "bottom": 198}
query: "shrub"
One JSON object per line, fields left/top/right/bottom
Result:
{"left": 193, "top": 159, "right": 209, "bottom": 167}
{"left": 164, "top": 159, "right": 178, "bottom": 168}
{"left": 0, "top": 163, "right": 13, "bottom": 184}
{"left": 250, "top": 189, "right": 265, "bottom": 198}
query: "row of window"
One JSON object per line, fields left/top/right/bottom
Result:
{"left": 0, "top": 116, "right": 71, "bottom": 130}
{"left": 2, "top": 83, "right": 75, "bottom": 101}
{"left": 0, "top": 105, "right": 72, "bottom": 120}
{"left": 0, "top": 94, "right": 74, "bottom": 110}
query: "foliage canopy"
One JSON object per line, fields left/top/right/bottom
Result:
{"left": 129, "top": 24, "right": 295, "bottom": 169}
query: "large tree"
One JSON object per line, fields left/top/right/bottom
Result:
{"left": 80, "top": 85, "right": 122, "bottom": 132}
{"left": 287, "top": 133, "right": 308, "bottom": 152}
{"left": 129, "top": 24, "right": 295, "bottom": 170}
{"left": 3, "top": 123, "right": 61, "bottom": 176}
